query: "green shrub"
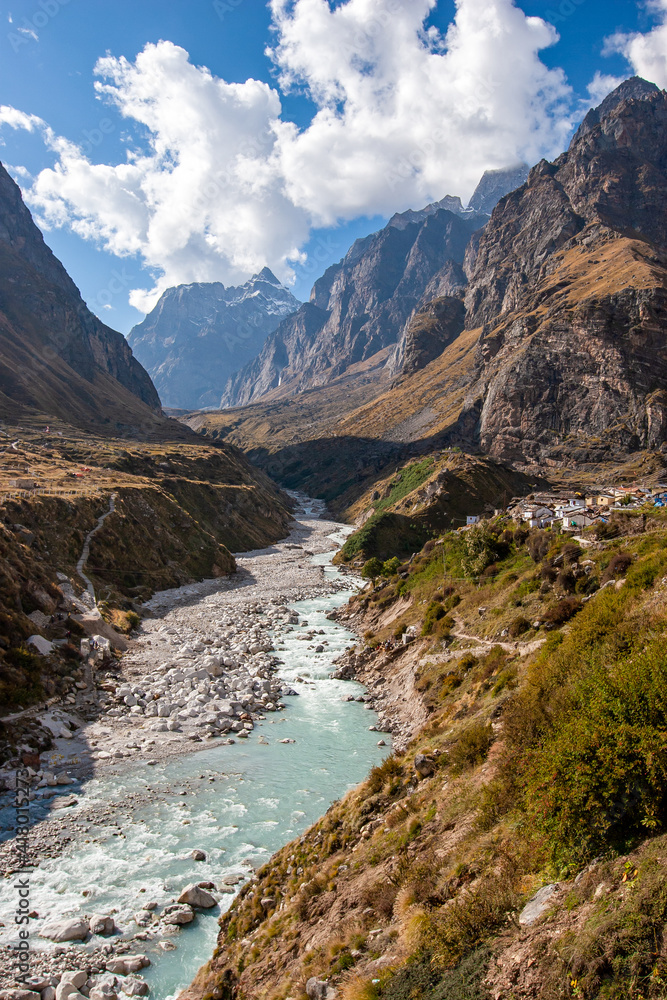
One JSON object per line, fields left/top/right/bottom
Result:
{"left": 449, "top": 720, "right": 493, "bottom": 773}
{"left": 461, "top": 525, "right": 506, "bottom": 579}
{"left": 422, "top": 601, "right": 449, "bottom": 636}
{"left": 525, "top": 638, "right": 667, "bottom": 862}
{"left": 508, "top": 616, "right": 530, "bottom": 638}
{"left": 362, "top": 557, "right": 384, "bottom": 583}
{"left": 383, "top": 556, "right": 401, "bottom": 576}
{"left": 542, "top": 596, "right": 581, "bottom": 627}
{"left": 625, "top": 550, "right": 667, "bottom": 593}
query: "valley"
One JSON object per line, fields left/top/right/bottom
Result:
{"left": 2, "top": 72, "right": 667, "bottom": 1000}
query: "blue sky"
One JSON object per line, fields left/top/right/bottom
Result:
{"left": 0, "top": 0, "right": 662, "bottom": 332}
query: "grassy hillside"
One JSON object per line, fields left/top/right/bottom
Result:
{"left": 186, "top": 508, "right": 667, "bottom": 1000}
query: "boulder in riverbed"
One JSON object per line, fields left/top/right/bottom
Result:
{"left": 161, "top": 904, "right": 195, "bottom": 925}
{"left": 54, "top": 986, "right": 83, "bottom": 1000}
{"left": 104, "top": 958, "right": 150, "bottom": 975}
{"left": 58, "top": 975, "right": 87, "bottom": 991}
{"left": 89, "top": 914, "right": 116, "bottom": 936}
{"left": 119, "top": 981, "right": 149, "bottom": 998}
{"left": 177, "top": 884, "right": 216, "bottom": 908}
{"left": 39, "top": 917, "right": 89, "bottom": 942}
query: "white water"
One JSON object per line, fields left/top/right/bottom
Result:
{"left": 0, "top": 505, "right": 390, "bottom": 998}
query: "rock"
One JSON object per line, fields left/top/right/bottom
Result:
{"left": 42, "top": 990, "right": 57, "bottom": 1000}
{"left": 518, "top": 883, "right": 559, "bottom": 926}
{"left": 190, "top": 849, "right": 206, "bottom": 861}
{"left": 55, "top": 986, "right": 82, "bottom": 1000}
{"left": 2, "top": 993, "right": 41, "bottom": 1000}
{"left": 40, "top": 917, "right": 89, "bottom": 942}
{"left": 260, "top": 897, "right": 275, "bottom": 910}
{"left": 414, "top": 753, "right": 435, "bottom": 778}
{"left": 177, "top": 884, "right": 216, "bottom": 908}
{"left": 305, "top": 979, "right": 337, "bottom": 1000}
{"left": 89, "top": 992, "right": 116, "bottom": 1000}
{"left": 119, "top": 981, "right": 149, "bottom": 998}
{"left": 89, "top": 914, "right": 116, "bottom": 936}
{"left": 377, "top": 740, "right": 386, "bottom": 747}
{"left": 161, "top": 904, "right": 195, "bottom": 925}
{"left": 104, "top": 958, "right": 149, "bottom": 976}
{"left": 59, "top": 975, "right": 87, "bottom": 991}
{"left": 27, "top": 635, "right": 55, "bottom": 656}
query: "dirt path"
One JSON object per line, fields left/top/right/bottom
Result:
{"left": 449, "top": 620, "right": 547, "bottom": 656}
{"left": 76, "top": 492, "right": 117, "bottom": 604}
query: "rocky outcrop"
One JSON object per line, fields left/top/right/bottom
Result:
{"left": 128, "top": 270, "right": 300, "bottom": 410}
{"left": 388, "top": 296, "right": 465, "bottom": 376}
{"left": 221, "top": 208, "right": 486, "bottom": 406}
{"left": 0, "top": 163, "right": 162, "bottom": 432}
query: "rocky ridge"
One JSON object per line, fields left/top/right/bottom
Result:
{"left": 220, "top": 208, "right": 487, "bottom": 406}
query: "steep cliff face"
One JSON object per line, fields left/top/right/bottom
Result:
{"left": 221, "top": 208, "right": 486, "bottom": 406}
{"left": 128, "top": 270, "right": 300, "bottom": 410}
{"left": 459, "top": 81, "right": 667, "bottom": 463}
{"left": 0, "top": 163, "right": 162, "bottom": 431}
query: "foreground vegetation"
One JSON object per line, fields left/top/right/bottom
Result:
{"left": 191, "top": 509, "right": 667, "bottom": 1000}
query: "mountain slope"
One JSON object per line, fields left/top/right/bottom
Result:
{"left": 0, "top": 163, "right": 164, "bottom": 434}
{"left": 220, "top": 208, "right": 487, "bottom": 406}
{"left": 128, "top": 270, "right": 300, "bottom": 410}
{"left": 458, "top": 79, "right": 667, "bottom": 463}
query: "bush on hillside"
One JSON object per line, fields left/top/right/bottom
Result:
{"left": 542, "top": 597, "right": 581, "bottom": 626}
{"left": 449, "top": 720, "right": 493, "bottom": 773}
{"left": 528, "top": 530, "right": 552, "bottom": 563}
{"left": 601, "top": 552, "right": 633, "bottom": 583}
{"left": 361, "top": 557, "right": 384, "bottom": 583}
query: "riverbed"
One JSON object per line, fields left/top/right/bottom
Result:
{"left": 0, "top": 496, "right": 390, "bottom": 999}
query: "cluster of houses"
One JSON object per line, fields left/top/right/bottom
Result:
{"left": 465, "top": 484, "right": 667, "bottom": 531}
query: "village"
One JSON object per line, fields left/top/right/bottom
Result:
{"left": 465, "top": 483, "right": 667, "bottom": 531}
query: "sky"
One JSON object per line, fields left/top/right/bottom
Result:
{"left": 0, "top": 0, "right": 666, "bottom": 333}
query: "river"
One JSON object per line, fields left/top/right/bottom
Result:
{"left": 0, "top": 497, "right": 390, "bottom": 998}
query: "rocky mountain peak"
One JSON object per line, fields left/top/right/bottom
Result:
{"left": 387, "top": 195, "right": 466, "bottom": 230}
{"left": 574, "top": 75, "right": 660, "bottom": 142}
{"left": 128, "top": 271, "right": 300, "bottom": 410}
{"left": 467, "top": 164, "right": 530, "bottom": 215}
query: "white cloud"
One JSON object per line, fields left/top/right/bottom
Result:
{"left": 605, "top": 0, "right": 667, "bottom": 88}
{"left": 0, "top": 105, "right": 47, "bottom": 133}
{"left": 1, "top": 0, "right": 575, "bottom": 313}
{"left": 269, "top": 0, "right": 572, "bottom": 223}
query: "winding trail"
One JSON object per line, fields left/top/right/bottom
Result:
{"left": 76, "top": 492, "right": 117, "bottom": 606}
{"left": 450, "top": 619, "right": 547, "bottom": 656}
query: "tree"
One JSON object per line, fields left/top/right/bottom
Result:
{"left": 461, "top": 524, "right": 499, "bottom": 579}
{"left": 362, "top": 557, "right": 384, "bottom": 584}
{"left": 383, "top": 556, "right": 401, "bottom": 576}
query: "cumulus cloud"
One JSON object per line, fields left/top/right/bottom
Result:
{"left": 1, "top": 0, "right": 576, "bottom": 312}
{"left": 605, "top": 0, "right": 667, "bottom": 88}
{"left": 269, "top": 0, "right": 572, "bottom": 222}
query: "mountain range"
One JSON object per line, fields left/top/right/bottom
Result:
{"left": 190, "top": 77, "right": 667, "bottom": 499}
{"left": 219, "top": 165, "right": 528, "bottom": 407}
